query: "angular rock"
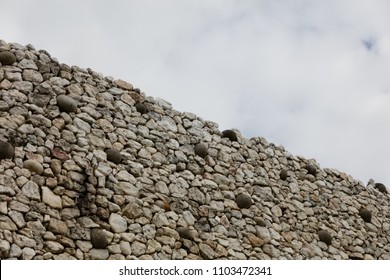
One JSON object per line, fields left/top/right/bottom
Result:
{"left": 89, "top": 249, "right": 109, "bottom": 260}
{"left": 8, "top": 210, "right": 26, "bottom": 228}
{"left": 199, "top": 243, "right": 216, "bottom": 260}
{"left": 115, "top": 79, "right": 133, "bottom": 91}
{"left": 42, "top": 187, "right": 62, "bottom": 209}
{"left": 48, "top": 218, "right": 68, "bottom": 235}
{"left": 122, "top": 203, "right": 143, "bottom": 219}
{"left": 21, "top": 181, "right": 41, "bottom": 201}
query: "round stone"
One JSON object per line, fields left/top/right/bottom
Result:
{"left": 56, "top": 95, "right": 78, "bottom": 113}
{"left": 0, "top": 141, "right": 15, "bottom": 160}
{"left": 318, "top": 230, "right": 332, "bottom": 245}
{"left": 176, "top": 227, "right": 192, "bottom": 240}
{"left": 222, "top": 129, "right": 237, "bottom": 141}
{"left": 23, "top": 160, "right": 44, "bottom": 175}
{"left": 280, "top": 169, "right": 288, "bottom": 180}
{"left": 306, "top": 164, "right": 317, "bottom": 176}
{"left": 0, "top": 51, "right": 16, "bottom": 65}
{"left": 194, "top": 143, "right": 208, "bottom": 158}
{"left": 236, "top": 193, "right": 253, "bottom": 209}
{"left": 135, "top": 103, "right": 149, "bottom": 114}
{"left": 374, "top": 183, "right": 388, "bottom": 194}
{"left": 91, "top": 229, "right": 109, "bottom": 249}
{"left": 359, "top": 208, "right": 372, "bottom": 223}
{"left": 105, "top": 148, "right": 122, "bottom": 164}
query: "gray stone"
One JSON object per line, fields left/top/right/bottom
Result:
{"left": 9, "top": 244, "right": 22, "bottom": 258}
{"left": 0, "top": 239, "right": 10, "bottom": 258}
{"left": 21, "top": 181, "right": 41, "bottom": 201}
{"left": 120, "top": 241, "right": 132, "bottom": 255}
{"left": 76, "top": 241, "right": 93, "bottom": 252}
{"left": 89, "top": 249, "right": 109, "bottom": 260}
{"left": 5, "top": 71, "right": 22, "bottom": 81}
{"left": 131, "top": 241, "right": 146, "bottom": 256}
{"left": 18, "top": 59, "right": 38, "bottom": 69}
{"left": 155, "top": 97, "right": 172, "bottom": 110}
{"left": 142, "top": 224, "right": 156, "bottom": 239}
{"left": 158, "top": 116, "right": 177, "bottom": 132}
{"left": 23, "top": 69, "right": 43, "bottom": 82}
{"left": 271, "top": 205, "right": 283, "bottom": 217}
{"left": 0, "top": 185, "right": 15, "bottom": 196}
{"left": 122, "top": 203, "right": 143, "bottom": 219}
{"left": 0, "top": 202, "right": 7, "bottom": 214}
{"left": 109, "top": 213, "right": 127, "bottom": 233}
{"left": 22, "top": 247, "right": 36, "bottom": 260}
{"left": 256, "top": 227, "right": 271, "bottom": 243}
{"left": 182, "top": 211, "right": 196, "bottom": 226}
{"left": 73, "top": 117, "right": 91, "bottom": 133}
{"left": 152, "top": 213, "right": 169, "bottom": 228}
{"left": 8, "top": 210, "right": 26, "bottom": 228}
{"left": 188, "top": 187, "right": 206, "bottom": 204}
{"left": 199, "top": 243, "right": 216, "bottom": 259}
{"left": 45, "top": 241, "right": 64, "bottom": 253}
{"left": 95, "top": 162, "right": 112, "bottom": 176}
{"left": 42, "top": 187, "right": 62, "bottom": 209}
{"left": 0, "top": 216, "right": 17, "bottom": 231}
{"left": 50, "top": 77, "right": 70, "bottom": 87}
{"left": 13, "top": 81, "right": 33, "bottom": 93}
{"left": 116, "top": 182, "right": 139, "bottom": 196}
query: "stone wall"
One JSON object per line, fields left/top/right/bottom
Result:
{"left": 0, "top": 40, "right": 389, "bottom": 260}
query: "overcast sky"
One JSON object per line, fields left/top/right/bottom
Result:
{"left": 1, "top": 0, "right": 390, "bottom": 186}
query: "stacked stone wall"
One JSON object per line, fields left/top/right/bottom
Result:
{"left": 0, "top": 40, "right": 389, "bottom": 260}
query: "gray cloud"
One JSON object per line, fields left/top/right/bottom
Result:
{"left": 1, "top": 0, "right": 390, "bottom": 184}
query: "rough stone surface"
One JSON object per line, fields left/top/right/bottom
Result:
{"left": 109, "top": 213, "right": 127, "bottom": 233}
{"left": 1, "top": 40, "right": 390, "bottom": 260}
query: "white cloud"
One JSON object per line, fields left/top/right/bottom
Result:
{"left": 1, "top": 0, "right": 390, "bottom": 185}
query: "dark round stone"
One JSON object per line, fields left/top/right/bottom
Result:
{"left": 105, "top": 148, "right": 122, "bottom": 164}
{"left": 359, "top": 208, "right": 372, "bottom": 223}
{"left": 91, "top": 229, "right": 109, "bottom": 249}
{"left": 236, "top": 193, "right": 253, "bottom": 209}
{"left": 0, "top": 141, "right": 15, "bottom": 160}
{"left": 0, "top": 51, "right": 16, "bottom": 65}
{"left": 56, "top": 95, "right": 78, "bottom": 113}
{"left": 176, "top": 227, "right": 192, "bottom": 240}
{"left": 280, "top": 169, "right": 288, "bottom": 180}
{"left": 194, "top": 143, "right": 208, "bottom": 158}
{"left": 318, "top": 230, "right": 332, "bottom": 245}
{"left": 374, "top": 183, "right": 388, "bottom": 194}
{"left": 135, "top": 103, "right": 148, "bottom": 114}
{"left": 306, "top": 164, "right": 317, "bottom": 176}
{"left": 222, "top": 129, "right": 237, "bottom": 142}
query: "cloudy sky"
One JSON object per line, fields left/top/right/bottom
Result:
{"left": 1, "top": 0, "right": 390, "bottom": 186}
